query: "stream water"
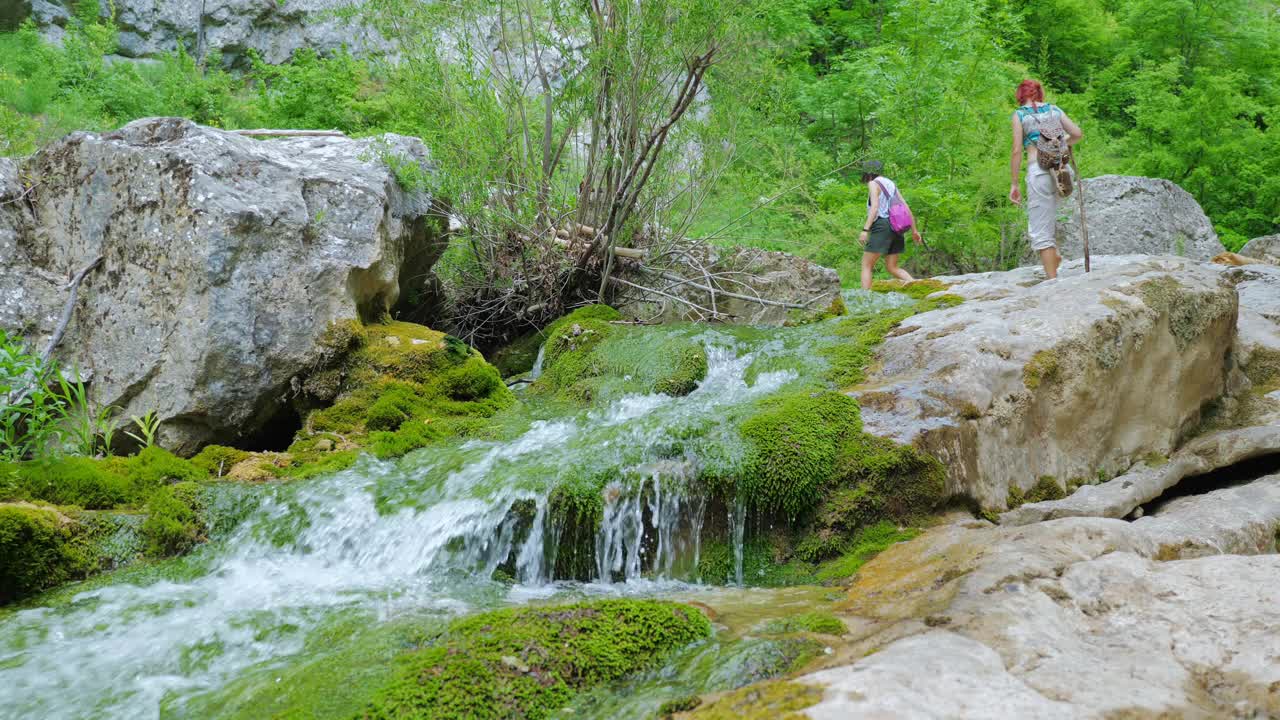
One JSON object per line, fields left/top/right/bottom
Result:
{"left": 0, "top": 291, "right": 915, "bottom": 720}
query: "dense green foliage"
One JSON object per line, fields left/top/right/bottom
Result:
{"left": 3, "top": 1, "right": 1273, "bottom": 286}
{"left": 360, "top": 599, "right": 712, "bottom": 719}
{"left": 695, "top": 0, "right": 1280, "bottom": 271}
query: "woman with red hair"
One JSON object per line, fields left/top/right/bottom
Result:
{"left": 1009, "top": 79, "right": 1082, "bottom": 279}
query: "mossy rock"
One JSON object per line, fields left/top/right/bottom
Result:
{"left": 0, "top": 503, "right": 90, "bottom": 602}
{"left": 140, "top": 482, "right": 205, "bottom": 557}
{"left": 869, "top": 278, "right": 950, "bottom": 299}
{"left": 1022, "top": 349, "right": 1061, "bottom": 390}
{"left": 190, "top": 445, "right": 251, "bottom": 478}
{"left": 359, "top": 599, "right": 712, "bottom": 720}
{"left": 1134, "top": 276, "right": 1235, "bottom": 350}
{"left": 688, "top": 680, "right": 823, "bottom": 720}
{"left": 737, "top": 389, "right": 863, "bottom": 519}
{"left": 489, "top": 330, "right": 548, "bottom": 378}
{"left": 295, "top": 321, "right": 513, "bottom": 464}
{"left": 755, "top": 611, "right": 846, "bottom": 636}
{"left": 4, "top": 448, "right": 200, "bottom": 510}
{"left": 532, "top": 305, "right": 709, "bottom": 402}
{"left": 1006, "top": 475, "right": 1066, "bottom": 510}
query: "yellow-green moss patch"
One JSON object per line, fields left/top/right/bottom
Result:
{"left": 1022, "top": 349, "right": 1060, "bottom": 390}
{"left": 688, "top": 680, "right": 823, "bottom": 720}
{"left": 359, "top": 599, "right": 712, "bottom": 720}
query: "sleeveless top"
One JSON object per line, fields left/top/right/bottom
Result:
{"left": 867, "top": 177, "right": 898, "bottom": 219}
{"left": 1015, "top": 103, "right": 1063, "bottom": 148}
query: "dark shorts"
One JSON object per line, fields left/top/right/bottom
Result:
{"left": 866, "top": 217, "right": 904, "bottom": 255}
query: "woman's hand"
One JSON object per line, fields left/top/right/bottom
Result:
{"left": 1009, "top": 184, "right": 1022, "bottom": 205}
{"left": 858, "top": 230, "right": 869, "bottom": 246}
{"left": 912, "top": 228, "right": 923, "bottom": 245}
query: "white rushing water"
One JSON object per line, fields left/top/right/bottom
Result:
{"left": 0, "top": 338, "right": 798, "bottom": 720}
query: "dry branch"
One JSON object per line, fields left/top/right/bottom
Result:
{"left": 42, "top": 255, "right": 104, "bottom": 362}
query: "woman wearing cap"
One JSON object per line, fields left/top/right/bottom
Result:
{"left": 857, "top": 161, "right": 922, "bottom": 290}
{"left": 1009, "top": 78, "right": 1083, "bottom": 280}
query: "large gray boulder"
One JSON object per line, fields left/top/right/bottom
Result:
{"left": 1240, "top": 234, "right": 1280, "bottom": 264}
{"left": 0, "top": 117, "right": 442, "bottom": 454}
{"left": 797, "top": 470, "right": 1280, "bottom": 718}
{"left": 857, "top": 256, "right": 1236, "bottom": 509}
{"left": 613, "top": 245, "right": 842, "bottom": 326}
{"left": 1056, "top": 175, "right": 1226, "bottom": 261}
{"left": 31, "top": 0, "right": 389, "bottom": 67}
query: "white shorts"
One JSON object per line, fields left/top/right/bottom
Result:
{"left": 1026, "top": 162, "right": 1059, "bottom": 252}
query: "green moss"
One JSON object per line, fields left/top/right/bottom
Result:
{"left": 190, "top": 445, "right": 251, "bottom": 478}
{"left": 9, "top": 457, "right": 130, "bottom": 509}
{"left": 489, "top": 330, "right": 547, "bottom": 378}
{"left": 756, "top": 611, "right": 845, "bottom": 636}
{"left": 1135, "top": 276, "right": 1234, "bottom": 350}
{"left": 121, "top": 447, "right": 203, "bottom": 495}
{"left": 738, "top": 390, "right": 862, "bottom": 518}
{"left": 293, "top": 321, "right": 514, "bottom": 464}
{"left": 658, "top": 695, "right": 703, "bottom": 716}
{"left": 533, "top": 306, "right": 709, "bottom": 402}
{"left": 813, "top": 521, "right": 920, "bottom": 583}
{"left": 1005, "top": 476, "right": 1065, "bottom": 510}
{"left": 0, "top": 503, "right": 90, "bottom": 603}
{"left": 140, "top": 483, "right": 204, "bottom": 557}
{"left": 870, "top": 278, "right": 950, "bottom": 299}
{"left": 1244, "top": 348, "right": 1280, "bottom": 392}
{"left": 785, "top": 294, "right": 848, "bottom": 326}
{"left": 1022, "top": 349, "right": 1060, "bottom": 390}
{"left": 688, "top": 680, "right": 823, "bottom": 720}
{"left": 359, "top": 599, "right": 711, "bottom": 720}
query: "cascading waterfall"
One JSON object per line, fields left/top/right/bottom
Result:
{"left": 731, "top": 496, "right": 747, "bottom": 587}
{"left": 0, "top": 328, "right": 814, "bottom": 720}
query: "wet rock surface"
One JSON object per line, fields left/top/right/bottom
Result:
{"left": 0, "top": 117, "right": 441, "bottom": 454}
{"left": 1056, "top": 175, "right": 1227, "bottom": 261}
{"left": 857, "top": 255, "right": 1236, "bottom": 508}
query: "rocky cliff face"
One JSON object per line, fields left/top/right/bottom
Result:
{"left": 1056, "top": 175, "right": 1227, "bottom": 261}
{"left": 0, "top": 117, "right": 443, "bottom": 454}
{"left": 857, "top": 256, "right": 1236, "bottom": 509}
{"left": 30, "top": 0, "right": 389, "bottom": 67}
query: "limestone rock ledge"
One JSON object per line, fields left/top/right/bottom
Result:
{"left": 797, "top": 472, "right": 1280, "bottom": 718}
{"left": 856, "top": 255, "right": 1237, "bottom": 509}
{"left": 0, "top": 117, "right": 443, "bottom": 454}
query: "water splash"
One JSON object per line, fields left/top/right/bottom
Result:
{"left": 0, "top": 328, "right": 808, "bottom": 719}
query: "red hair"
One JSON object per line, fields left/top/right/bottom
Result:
{"left": 1016, "top": 79, "right": 1044, "bottom": 107}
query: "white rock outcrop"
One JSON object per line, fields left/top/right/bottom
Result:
{"left": 857, "top": 256, "right": 1236, "bottom": 508}
{"left": 1056, "top": 175, "right": 1226, "bottom": 261}
{"left": 0, "top": 118, "right": 443, "bottom": 454}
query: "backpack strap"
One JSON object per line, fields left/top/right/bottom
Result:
{"left": 873, "top": 178, "right": 898, "bottom": 212}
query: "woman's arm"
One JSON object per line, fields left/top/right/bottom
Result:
{"left": 1061, "top": 112, "right": 1083, "bottom": 145}
{"left": 1009, "top": 114, "right": 1024, "bottom": 205}
{"left": 858, "top": 182, "right": 881, "bottom": 246}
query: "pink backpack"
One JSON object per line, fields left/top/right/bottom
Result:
{"left": 875, "top": 179, "right": 915, "bottom": 233}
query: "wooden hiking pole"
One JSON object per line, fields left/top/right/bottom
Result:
{"left": 1069, "top": 152, "right": 1090, "bottom": 272}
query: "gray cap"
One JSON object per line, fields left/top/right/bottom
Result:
{"left": 861, "top": 159, "right": 884, "bottom": 174}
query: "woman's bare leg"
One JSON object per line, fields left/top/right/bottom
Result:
{"left": 1038, "top": 247, "right": 1060, "bottom": 279}
{"left": 885, "top": 254, "right": 914, "bottom": 282}
{"left": 861, "top": 251, "right": 882, "bottom": 289}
